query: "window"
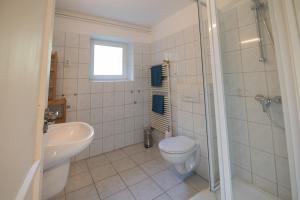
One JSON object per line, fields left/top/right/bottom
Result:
{"left": 90, "top": 39, "right": 128, "bottom": 81}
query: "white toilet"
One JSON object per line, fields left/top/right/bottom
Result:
{"left": 159, "top": 136, "right": 198, "bottom": 174}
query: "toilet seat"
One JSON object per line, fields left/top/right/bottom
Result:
{"left": 159, "top": 136, "right": 196, "bottom": 154}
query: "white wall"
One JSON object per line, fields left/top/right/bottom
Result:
{"left": 150, "top": 3, "right": 210, "bottom": 179}
{"left": 151, "top": 2, "right": 199, "bottom": 41}
{"left": 52, "top": 16, "right": 152, "bottom": 160}
{"left": 0, "top": 0, "right": 49, "bottom": 199}
{"left": 54, "top": 14, "right": 152, "bottom": 43}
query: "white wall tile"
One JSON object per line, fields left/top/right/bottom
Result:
{"left": 253, "top": 175, "right": 278, "bottom": 196}
{"left": 103, "top": 93, "right": 115, "bottom": 107}
{"left": 231, "top": 142, "right": 251, "bottom": 170}
{"left": 79, "top": 34, "right": 90, "bottom": 49}
{"left": 66, "top": 32, "right": 79, "bottom": 47}
{"left": 125, "top": 118, "right": 135, "bottom": 132}
{"left": 239, "top": 24, "right": 259, "bottom": 49}
{"left": 221, "top": 29, "right": 240, "bottom": 52}
{"left": 251, "top": 149, "right": 276, "bottom": 182}
{"left": 226, "top": 96, "right": 247, "bottom": 120}
{"left": 77, "top": 94, "right": 91, "bottom": 110}
{"left": 114, "top": 105, "right": 124, "bottom": 120}
{"left": 228, "top": 118, "right": 249, "bottom": 145}
{"left": 77, "top": 79, "right": 91, "bottom": 94}
{"left": 103, "top": 121, "right": 114, "bottom": 137}
{"left": 53, "top": 31, "right": 65, "bottom": 46}
{"left": 65, "top": 95, "right": 77, "bottom": 111}
{"left": 103, "top": 136, "right": 114, "bottom": 153}
{"left": 64, "top": 64, "right": 78, "bottom": 79}
{"left": 78, "top": 64, "right": 89, "bottom": 78}
{"left": 91, "top": 82, "right": 103, "bottom": 93}
{"left": 91, "top": 93, "right": 102, "bottom": 108}
{"left": 90, "top": 108, "right": 102, "bottom": 125}
{"left": 224, "top": 73, "right": 244, "bottom": 96}
{"left": 114, "top": 92, "right": 125, "bottom": 106}
{"left": 248, "top": 122, "right": 274, "bottom": 153}
{"left": 273, "top": 127, "right": 288, "bottom": 157}
{"left": 114, "top": 134, "right": 125, "bottom": 149}
{"left": 220, "top": 8, "right": 238, "bottom": 32}
{"left": 243, "top": 72, "right": 268, "bottom": 97}
{"left": 102, "top": 107, "right": 114, "bottom": 122}
{"left": 223, "top": 51, "right": 242, "bottom": 73}
{"left": 77, "top": 109, "right": 90, "bottom": 123}
{"left": 276, "top": 156, "right": 291, "bottom": 188}
{"left": 65, "top": 47, "right": 79, "bottom": 64}
{"left": 237, "top": 1, "right": 255, "bottom": 27}
{"left": 79, "top": 48, "right": 90, "bottom": 64}
{"left": 114, "top": 119, "right": 125, "bottom": 135}
{"left": 63, "top": 79, "right": 77, "bottom": 95}
{"left": 241, "top": 47, "right": 265, "bottom": 72}
{"left": 90, "top": 139, "right": 103, "bottom": 157}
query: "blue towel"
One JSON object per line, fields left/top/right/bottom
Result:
{"left": 151, "top": 65, "right": 163, "bottom": 87}
{"left": 152, "top": 95, "right": 164, "bottom": 114}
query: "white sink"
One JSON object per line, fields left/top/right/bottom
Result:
{"left": 44, "top": 122, "right": 94, "bottom": 169}
{"left": 42, "top": 122, "right": 94, "bottom": 199}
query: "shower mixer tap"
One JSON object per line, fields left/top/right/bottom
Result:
{"left": 255, "top": 94, "right": 281, "bottom": 112}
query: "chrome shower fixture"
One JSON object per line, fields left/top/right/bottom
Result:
{"left": 255, "top": 94, "right": 281, "bottom": 112}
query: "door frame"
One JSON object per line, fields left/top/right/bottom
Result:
{"left": 205, "top": 0, "right": 233, "bottom": 199}
{"left": 32, "top": 0, "right": 56, "bottom": 199}
{"left": 268, "top": 0, "right": 300, "bottom": 199}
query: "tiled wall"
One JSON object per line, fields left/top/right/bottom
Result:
{"left": 150, "top": 25, "right": 209, "bottom": 180}
{"left": 52, "top": 31, "right": 151, "bottom": 160}
{"left": 219, "top": 1, "right": 291, "bottom": 199}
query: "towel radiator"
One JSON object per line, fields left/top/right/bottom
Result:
{"left": 149, "top": 60, "right": 172, "bottom": 133}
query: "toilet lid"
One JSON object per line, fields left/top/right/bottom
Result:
{"left": 159, "top": 136, "right": 196, "bottom": 154}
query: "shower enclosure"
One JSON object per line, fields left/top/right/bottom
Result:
{"left": 196, "top": 0, "right": 300, "bottom": 199}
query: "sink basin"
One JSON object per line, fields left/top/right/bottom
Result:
{"left": 44, "top": 122, "right": 94, "bottom": 170}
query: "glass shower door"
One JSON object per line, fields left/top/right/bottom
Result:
{"left": 207, "top": 0, "right": 292, "bottom": 199}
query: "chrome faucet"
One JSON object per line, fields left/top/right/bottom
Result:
{"left": 43, "top": 108, "right": 59, "bottom": 133}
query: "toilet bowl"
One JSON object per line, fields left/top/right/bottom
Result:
{"left": 159, "top": 136, "right": 198, "bottom": 174}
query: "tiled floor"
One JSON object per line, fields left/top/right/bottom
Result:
{"left": 49, "top": 143, "right": 209, "bottom": 200}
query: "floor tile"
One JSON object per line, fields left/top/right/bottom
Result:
{"left": 69, "top": 160, "right": 89, "bottom": 177}
{"left": 140, "top": 159, "right": 168, "bottom": 176}
{"left": 122, "top": 143, "right": 145, "bottom": 156}
{"left": 154, "top": 193, "right": 173, "bottom": 200}
{"left": 86, "top": 155, "right": 110, "bottom": 169}
{"left": 65, "top": 172, "right": 93, "bottom": 193}
{"left": 129, "top": 179, "right": 163, "bottom": 200}
{"left": 48, "top": 190, "right": 65, "bottom": 200}
{"left": 167, "top": 183, "right": 198, "bottom": 200}
{"left": 95, "top": 175, "right": 126, "bottom": 199}
{"left": 152, "top": 169, "right": 184, "bottom": 191}
{"left": 130, "top": 151, "right": 155, "bottom": 164}
{"left": 104, "top": 189, "right": 135, "bottom": 200}
{"left": 112, "top": 157, "right": 136, "bottom": 172}
{"left": 119, "top": 167, "right": 148, "bottom": 186}
{"left": 66, "top": 185, "right": 99, "bottom": 200}
{"left": 106, "top": 150, "right": 128, "bottom": 162}
{"left": 185, "top": 174, "right": 209, "bottom": 191}
{"left": 90, "top": 163, "right": 117, "bottom": 182}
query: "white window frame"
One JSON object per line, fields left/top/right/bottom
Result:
{"left": 90, "top": 39, "right": 128, "bottom": 81}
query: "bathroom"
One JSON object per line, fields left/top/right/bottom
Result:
{"left": 1, "top": 0, "right": 300, "bottom": 200}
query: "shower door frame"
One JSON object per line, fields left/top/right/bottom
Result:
{"left": 205, "top": 0, "right": 300, "bottom": 199}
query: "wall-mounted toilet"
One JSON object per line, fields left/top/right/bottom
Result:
{"left": 158, "top": 135, "right": 198, "bottom": 174}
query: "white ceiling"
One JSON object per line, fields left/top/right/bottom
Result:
{"left": 55, "top": 0, "right": 193, "bottom": 27}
